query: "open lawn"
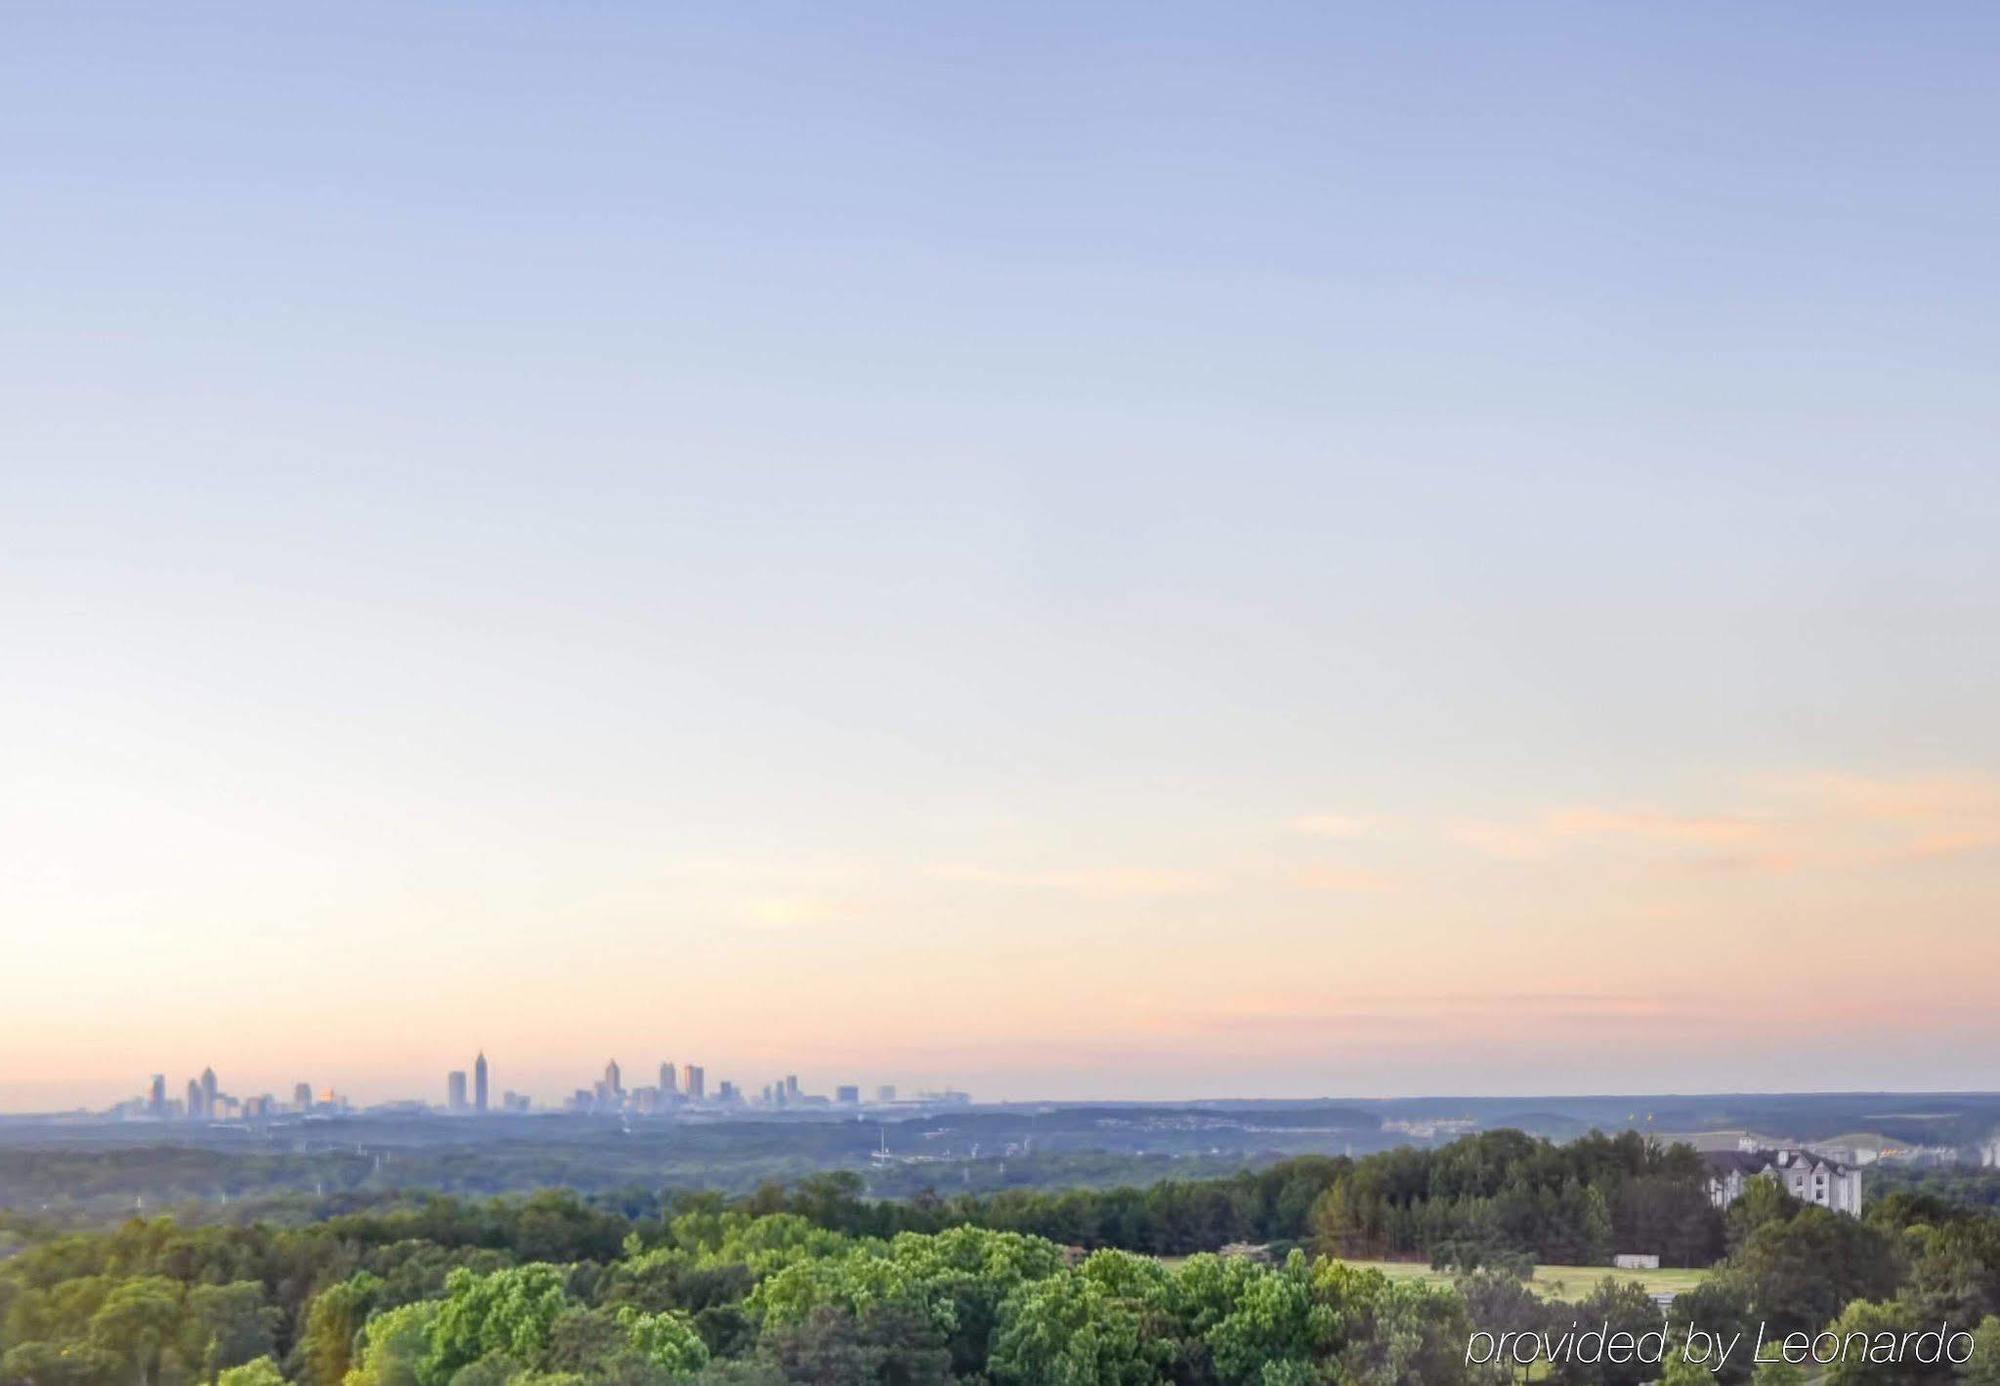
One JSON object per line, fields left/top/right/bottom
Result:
{"left": 1331, "top": 1259, "right": 1712, "bottom": 1302}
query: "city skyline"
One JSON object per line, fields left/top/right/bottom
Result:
{"left": 5, "top": 5, "right": 2000, "bottom": 1111}
{"left": 58, "top": 1053, "right": 934, "bottom": 1120}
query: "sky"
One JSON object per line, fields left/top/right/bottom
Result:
{"left": 3, "top": 4, "right": 1998, "bottom": 1110}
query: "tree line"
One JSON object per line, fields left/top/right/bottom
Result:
{"left": 5, "top": 1130, "right": 2000, "bottom": 1384}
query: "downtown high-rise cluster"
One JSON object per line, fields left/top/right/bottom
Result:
{"left": 119, "top": 1067, "right": 349, "bottom": 1121}
{"left": 547, "top": 1057, "right": 899, "bottom": 1115}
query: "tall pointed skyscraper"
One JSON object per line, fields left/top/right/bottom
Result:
{"left": 474, "top": 1052, "right": 489, "bottom": 1114}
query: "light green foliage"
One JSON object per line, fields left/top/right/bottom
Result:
{"left": 1170, "top": 1253, "right": 1270, "bottom": 1342}
{"left": 1334, "top": 1276, "right": 1489, "bottom": 1386}
{"left": 989, "top": 1263, "right": 1169, "bottom": 1385}
{"left": 752, "top": 1224, "right": 1066, "bottom": 1373}
{"left": 1959, "top": 1315, "right": 2000, "bottom": 1386}
{"left": 299, "top": 1274, "right": 384, "bottom": 1386}
{"left": 638, "top": 1212, "right": 848, "bottom": 1281}
{"left": 343, "top": 1300, "right": 440, "bottom": 1386}
{"left": 1820, "top": 1298, "right": 1956, "bottom": 1386}
{"left": 87, "top": 1276, "right": 186, "bottom": 1385}
{"left": 1205, "top": 1253, "right": 1341, "bottom": 1384}
{"left": 615, "top": 1307, "right": 709, "bottom": 1374}
{"left": 1747, "top": 1359, "right": 1807, "bottom": 1386}
{"left": 424, "top": 1266, "right": 573, "bottom": 1385}
{"left": 217, "top": 1357, "right": 287, "bottom": 1386}
{"left": 1658, "top": 1345, "right": 1710, "bottom": 1385}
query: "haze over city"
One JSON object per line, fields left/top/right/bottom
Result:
{"left": 6, "top": 5, "right": 2000, "bottom": 1112}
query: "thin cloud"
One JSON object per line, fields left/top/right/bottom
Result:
{"left": 927, "top": 864, "right": 1220, "bottom": 898}
{"left": 1543, "top": 808, "right": 1763, "bottom": 848}
{"left": 1290, "top": 814, "right": 1375, "bottom": 839}
{"left": 1288, "top": 864, "right": 1394, "bottom": 893}
{"left": 1451, "top": 772, "right": 2000, "bottom": 871}
{"left": 1186, "top": 991, "right": 1715, "bottom": 1038}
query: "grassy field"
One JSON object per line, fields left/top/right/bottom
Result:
{"left": 1331, "top": 1258, "right": 1712, "bottom": 1302}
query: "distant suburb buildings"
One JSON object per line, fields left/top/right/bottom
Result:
{"left": 1705, "top": 1146, "right": 1864, "bottom": 1217}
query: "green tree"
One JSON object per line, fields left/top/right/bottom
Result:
{"left": 1723, "top": 1181, "right": 1795, "bottom": 1255}
{"left": 1821, "top": 1298, "right": 1955, "bottom": 1386}
{"left": 758, "top": 1305, "right": 952, "bottom": 1386}
{"left": 616, "top": 1309, "right": 709, "bottom": 1376}
{"left": 87, "top": 1278, "right": 185, "bottom": 1386}
{"left": 296, "top": 1275, "right": 383, "bottom": 1386}
{"left": 752, "top": 1226, "right": 1064, "bottom": 1375}
{"left": 1333, "top": 1275, "right": 1488, "bottom": 1386}
{"left": 1729, "top": 1208, "right": 1901, "bottom": 1338}
{"left": 988, "top": 1270, "right": 1164, "bottom": 1386}
{"left": 1204, "top": 1254, "right": 1337, "bottom": 1385}
{"left": 342, "top": 1300, "right": 438, "bottom": 1386}
{"left": 216, "top": 1360, "right": 285, "bottom": 1386}
{"left": 1958, "top": 1315, "right": 2000, "bottom": 1386}
{"left": 2, "top": 1340, "right": 129, "bottom": 1386}
{"left": 423, "top": 1266, "right": 572, "bottom": 1385}
{"left": 1747, "top": 1361, "right": 1806, "bottom": 1386}
{"left": 184, "top": 1282, "right": 279, "bottom": 1382}
{"left": 1542, "top": 1278, "right": 1665, "bottom": 1386}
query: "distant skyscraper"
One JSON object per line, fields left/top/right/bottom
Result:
{"left": 447, "top": 1070, "right": 468, "bottom": 1111}
{"left": 293, "top": 1082, "right": 314, "bottom": 1111}
{"left": 148, "top": 1074, "right": 166, "bottom": 1115}
{"left": 785, "top": 1074, "right": 800, "bottom": 1101}
{"left": 604, "top": 1059, "right": 622, "bottom": 1095}
{"left": 684, "top": 1064, "right": 705, "bottom": 1101}
{"left": 659, "top": 1062, "right": 678, "bottom": 1097}
{"left": 474, "top": 1052, "right": 489, "bottom": 1114}
{"left": 186, "top": 1077, "right": 204, "bottom": 1120}
{"left": 876, "top": 1085, "right": 896, "bottom": 1103}
{"left": 836, "top": 1085, "right": 860, "bottom": 1104}
{"left": 200, "top": 1066, "right": 218, "bottom": 1118}
{"left": 717, "top": 1081, "right": 739, "bottom": 1103}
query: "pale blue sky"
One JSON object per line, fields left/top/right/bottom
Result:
{"left": 4, "top": 5, "right": 1998, "bottom": 1107}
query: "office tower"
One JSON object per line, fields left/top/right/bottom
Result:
{"left": 474, "top": 1052, "right": 489, "bottom": 1114}
{"left": 294, "top": 1082, "right": 313, "bottom": 1110}
{"left": 186, "top": 1078, "right": 204, "bottom": 1119}
{"left": 684, "top": 1064, "right": 705, "bottom": 1101}
{"left": 447, "top": 1070, "right": 468, "bottom": 1112}
{"left": 836, "top": 1085, "right": 860, "bottom": 1104}
{"left": 659, "top": 1062, "right": 678, "bottom": 1097}
{"left": 717, "top": 1081, "right": 739, "bottom": 1103}
{"left": 876, "top": 1085, "right": 896, "bottom": 1103}
{"left": 200, "top": 1067, "right": 218, "bottom": 1117}
{"left": 603, "top": 1059, "right": 622, "bottom": 1096}
{"left": 148, "top": 1074, "right": 166, "bottom": 1115}
{"left": 785, "top": 1074, "right": 800, "bottom": 1101}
